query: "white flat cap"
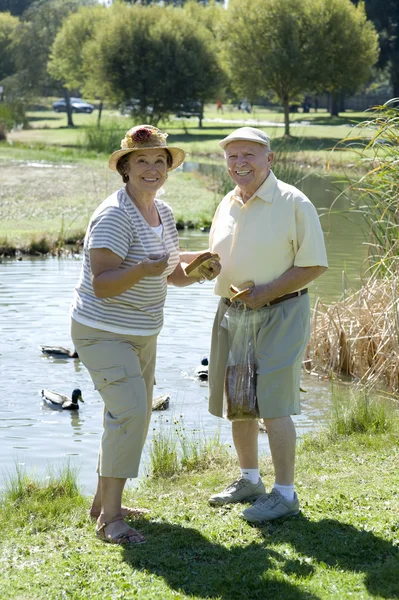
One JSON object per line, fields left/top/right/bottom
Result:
{"left": 219, "top": 126, "right": 271, "bottom": 150}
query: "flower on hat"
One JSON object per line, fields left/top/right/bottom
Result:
{"left": 120, "top": 126, "right": 168, "bottom": 150}
{"left": 131, "top": 127, "right": 153, "bottom": 143}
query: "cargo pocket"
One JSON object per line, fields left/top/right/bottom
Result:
{"left": 90, "top": 366, "right": 127, "bottom": 391}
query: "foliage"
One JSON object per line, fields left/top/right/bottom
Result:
{"left": 80, "top": 120, "right": 125, "bottom": 153}
{"left": 222, "top": 0, "right": 379, "bottom": 133}
{"left": 0, "top": 11, "right": 19, "bottom": 82}
{"left": 48, "top": 5, "right": 107, "bottom": 91}
{"left": 82, "top": 4, "right": 224, "bottom": 125}
{"left": 311, "top": 0, "right": 379, "bottom": 115}
{"left": 0, "top": 100, "right": 26, "bottom": 140}
{"left": 11, "top": 0, "right": 95, "bottom": 98}
{"left": 352, "top": 0, "right": 399, "bottom": 96}
{"left": 0, "top": 0, "right": 35, "bottom": 16}
{"left": 343, "top": 99, "right": 399, "bottom": 276}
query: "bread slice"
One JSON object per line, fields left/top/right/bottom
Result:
{"left": 184, "top": 251, "right": 220, "bottom": 278}
{"left": 229, "top": 281, "right": 254, "bottom": 301}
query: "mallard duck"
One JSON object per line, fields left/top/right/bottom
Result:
{"left": 41, "top": 346, "right": 79, "bottom": 359}
{"left": 195, "top": 357, "right": 209, "bottom": 382}
{"left": 41, "top": 388, "right": 83, "bottom": 410}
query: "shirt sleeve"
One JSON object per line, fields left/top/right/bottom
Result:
{"left": 293, "top": 197, "right": 328, "bottom": 267}
{"left": 87, "top": 206, "right": 133, "bottom": 259}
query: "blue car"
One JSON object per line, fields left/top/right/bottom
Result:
{"left": 53, "top": 98, "right": 94, "bottom": 114}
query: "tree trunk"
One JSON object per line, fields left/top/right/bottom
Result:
{"left": 97, "top": 100, "right": 103, "bottom": 127}
{"left": 329, "top": 92, "right": 339, "bottom": 117}
{"left": 282, "top": 96, "right": 290, "bottom": 136}
{"left": 198, "top": 100, "right": 204, "bottom": 129}
{"left": 64, "top": 89, "right": 74, "bottom": 127}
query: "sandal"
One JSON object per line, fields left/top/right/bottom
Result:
{"left": 96, "top": 516, "right": 146, "bottom": 545}
{"left": 90, "top": 505, "right": 150, "bottom": 521}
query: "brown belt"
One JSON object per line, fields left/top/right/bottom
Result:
{"left": 222, "top": 288, "right": 308, "bottom": 309}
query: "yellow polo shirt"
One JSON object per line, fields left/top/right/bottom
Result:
{"left": 209, "top": 171, "right": 328, "bottom": 298}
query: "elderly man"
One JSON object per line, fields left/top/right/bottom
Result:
{"left": 208, "top": 127, "right": 328, "bottom": 522}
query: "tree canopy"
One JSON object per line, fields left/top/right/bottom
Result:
{"left": 222, "top": 0, "right": 379, "bottom": 134}
{"left": 11, "top": 0, "right": 95, "bottom": 98}
{"left": 0, "top": 12, "right": 19, "bottom": 82}
{"left": 351, "top": 0, "right": 399, "bottom": 96}
{"left": 81, "top": 4, "right": 224, "bottom": 124}
{"left": 0, "top": 0, "right": 35, "bottom": 16}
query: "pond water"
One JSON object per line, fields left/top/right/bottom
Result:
{"left": 0, "top": 173, "right": 368, "bottom": 495}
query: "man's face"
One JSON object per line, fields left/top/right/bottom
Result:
{"left": 225, "top": 141, "right": 273, "bottom": 193}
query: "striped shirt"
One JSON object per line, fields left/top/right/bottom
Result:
{"left": 71, "top": 188, "right": 180, "bottom": 335}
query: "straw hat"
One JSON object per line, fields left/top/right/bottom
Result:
{"left": 108, "top": 124, "right": 186, "bottom": 172}
{"left": 219, "top": 126, "right": 271, "bottom": 150}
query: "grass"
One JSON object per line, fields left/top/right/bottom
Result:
{"left": 0, "top": 153, "right": 218, "bottom": 248}
{"left": 0, "top": 101, "right": 375, "bottom": 251}
{"left": 149, "top": 416, "right": 232, "bottom": 478}
{"left": 5, "top": 104, "right": 373, "bottom": 169}
{"left": 0, "top": 418, "right": 398, "bottom": 600}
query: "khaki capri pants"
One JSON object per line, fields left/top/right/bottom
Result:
{"left": 208, "top": 293, "right": 310, "bottom": 419}
{"left": 71, "top": 319, "right": 157, "bottom": 479}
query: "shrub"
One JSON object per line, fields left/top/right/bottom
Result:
{"left": 0, "top": 101, "right": 27, "bottom": 141}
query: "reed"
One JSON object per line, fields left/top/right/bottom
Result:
{"left": 337, "top": 99, "right": 399, "bottom": 278}
{"left": 308, "top": 101, "right": 399, "bottom": 391}
{"left": 307, "top": 276, "right": 399, "bottom": 392}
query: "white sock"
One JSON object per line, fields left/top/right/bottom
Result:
{"left": 240, "top": 468, "right": 260, "bottom": 484}
{"left": 273, "top": 483, "right": 295, "bottom": 502}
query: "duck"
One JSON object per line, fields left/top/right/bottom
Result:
{"left": 41, "top": 388, "right": 83, "bottom": 410}
{"left": 41, "top": 346, "right": 79, "bottom": 359}
{"left": 195, "top": 357, "right": 209, "bottom": 382}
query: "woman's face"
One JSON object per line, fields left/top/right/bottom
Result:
{"left": 126, "top": 148, "right": 169, "bottom": 194}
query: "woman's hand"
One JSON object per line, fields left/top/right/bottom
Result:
{"left": 198, "top": 258, "right": 221, "bottom": 281}
{"left": 141, "top": 253, "right": 170, "bottom": 277}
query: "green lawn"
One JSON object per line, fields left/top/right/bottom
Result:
{"left": 6, "top": 104, "right": 372, "bottom": 168}
{"left": 0, "top": 429, "right": 398, "bottom": 599}
{"left": 0, "top": 102, "right": 373, "bottom": 250}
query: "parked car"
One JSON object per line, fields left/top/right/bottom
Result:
{"left": 120, "top": 99, "right": 153, "bottom": 116}
{"left": 175, "top": 101, "right": 202, "bottom": 118}
{"left": 52, "top": 98, "right": 95, "bottom": 114}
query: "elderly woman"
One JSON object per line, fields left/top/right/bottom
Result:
{"left": 71, "top": 125, "right": 220, "bottom": 545}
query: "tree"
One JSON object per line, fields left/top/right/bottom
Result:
{"left": 311, "top": 0, "right": 379, "bottom": 116}
{"left": 12, "top": 0, "right": 96, "bottom": 124}
{"left": 222, "top": 0, "right": 319, "bottom": 136}
{"left": 351, "top": 0, "right": 399, "bottom": 97}
{"left": 48, "top": 5, "right": 107, "bottom": 124}
{"left": 222, "top": 0, "right": 378, "bottom": 134}
{"left": 83, "top": 4, "right": 224, "bottom": 126}
{"left": 0, "top": 12, "right": 19, "bottom": 83}
{"left": 0, "top": 0, "right": 35, "bottom": 16}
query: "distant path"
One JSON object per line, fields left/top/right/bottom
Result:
{"left": 202, "top": 117, "right": 312, "bottom": 128}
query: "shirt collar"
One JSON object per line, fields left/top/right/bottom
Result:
{"left": 231, "top": 170, "right": 277, "bottom": 205}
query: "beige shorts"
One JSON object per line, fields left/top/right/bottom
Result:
{"left": 208, "top": 294, "right": 310, "bottom": 419}
{"left": 71, "top": 318, "right": 157, "bottom": 478}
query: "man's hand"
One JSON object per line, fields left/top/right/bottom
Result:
{"left": 238, "top": 284, "right": 271, "bottom": 310}
{"left": 141, "top": 253, "right": 170, "bottom": 277}
{"left": 198, "top": 258, "right": 221, "bottom": 281}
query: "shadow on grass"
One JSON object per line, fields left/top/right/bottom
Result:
{"left": 257, "top": 515, "right": 399, "bottom": 599}
{"left": 121, "top": 519, "right": 320, "bottom": 600}
{"left": 121, "top": 515, "right": 399, "bottom": 599}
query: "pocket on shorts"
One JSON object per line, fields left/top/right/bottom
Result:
{"left": 90, "top": 366, "right": 127, "bottom": 391}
